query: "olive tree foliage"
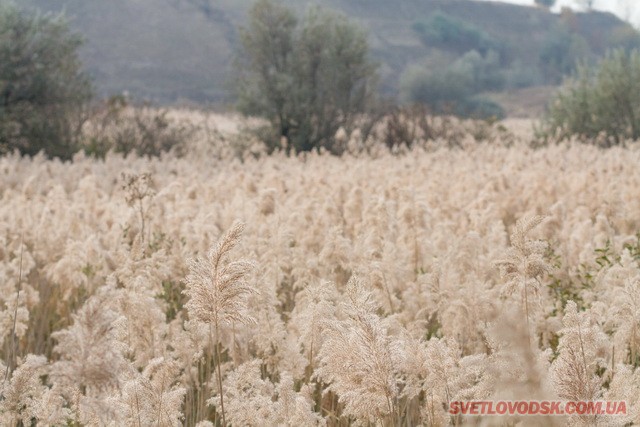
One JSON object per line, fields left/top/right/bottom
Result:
{"left": 543, "top": 49, "right": 640, "bottom": 146}
{"left": 0, "top": 3, "right": 92, "bottom": 160}
{"left": 233, "top": 0, "right": 377, "bottom": 154}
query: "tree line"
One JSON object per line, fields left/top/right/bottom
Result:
{"left": 2, "top": 0, "right": 640, "bottom": 159}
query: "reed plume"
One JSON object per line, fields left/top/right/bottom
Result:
{"left": 183, "top": 220, "right": 255, "bottom": 425}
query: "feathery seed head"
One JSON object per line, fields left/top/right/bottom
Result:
{"left": 183, "top": 221, "right": 256, "bottom": 327}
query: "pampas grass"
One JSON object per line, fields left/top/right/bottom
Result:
{"left": 2, "top": 115, "right": 640, "bottom": 425}
{"left": 183, "top": 221, "right": 255, "bottom": 425}
{"left": 315, "top": 277, "right": 401, "bottom": 424}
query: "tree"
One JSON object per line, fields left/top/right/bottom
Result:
{"left": 233, "top": 0, "right": 377, "bottom": 154}
{"left": 0, "top": 3, "right": 92, "bottom": 160}
{"left": 539, "top": 23, "right": 590, "bottom": 84}
{"left": 577, "top": 0, "right": 594, "bottom": 11}
{"left": 399, "top": 51, "right": 505, "bottom": 120}
{"left": 542, "top": 49, "right": 640, "bottom": 146}
{"left": 411, "top": 12, "right": 502, "bottom": 56}
{"left": 608, "top": 25, "right": 640, "bottom": 54}
{"left": 400, "top": 63, "right": 473, "bottom": 110}
{"left": 534, "top": 0, "right": 556, "bottom": 8}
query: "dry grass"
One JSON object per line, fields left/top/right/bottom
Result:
{"left": 488, "top": 86, "right": 558, "bottom": 119}
{"left": 1, "top": 113, "right": 640, "bottom": 425}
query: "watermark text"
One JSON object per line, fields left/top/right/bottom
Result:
{"left": 449, "top": 400, "right": 627, "bottom": 416}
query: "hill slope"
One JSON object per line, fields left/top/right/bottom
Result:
{"left": 20, "top": 0, "right": 637, "bottom": 107}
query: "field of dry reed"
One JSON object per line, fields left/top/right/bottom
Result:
{"left": 1, "top": 114, "right": 639, "bottom": 426}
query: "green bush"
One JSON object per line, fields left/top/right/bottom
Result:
{"left": 412, "top": 12, "right": 502, "bottom": 56}
{"left": 400, "top": 64, "right": 472, "bottom": 111}
{"left": 607, "top": 25, "right": 640, "bottom": 54}
{"left": 542, "top": 49, "right": 640, "bottom": 146}
{"left": 400, "top": 51, "right": 505, "bottom": 118}
{"left": 0, "top": 3, "right": 92, "bottom": 160}
{"left": 504, "top": 60, "right": 543, "bottom": 89}
{"left": 451, "top": 50, "right": 505, "bottom": 93}
{"left": 233, "top": 0, "right": 377, "bottom": 155}
{"left": 539, "top": 23, "right": 591, "bottom": 84}
{"left": 534, "top": 0, "right": 556, "bottom": 8}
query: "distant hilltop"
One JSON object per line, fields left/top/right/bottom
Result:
{"left": 21, "top": 0, "right": 638, "bottom": 105}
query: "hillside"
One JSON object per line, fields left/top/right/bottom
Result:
{"left": 20, "top": 0, "right": 638, "bottom": 111}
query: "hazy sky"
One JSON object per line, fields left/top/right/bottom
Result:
{"left": 476, "top": 0, "right": 640, "bottom": 26}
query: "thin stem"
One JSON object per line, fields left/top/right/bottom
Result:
{"left": 578, "top": 323, "right": 589, "bottom": 383}
{"left": 135, "top": 385, "right": 142, "bottom": 427}
{"left": 156, "top": 370, "right": 166, "bottom": 427}
{"left": 214, "top": 322, "right": 226, "bottom": 426}
{"left": 385, "top": 393, "right": 393, "bottom": 424}
{"left": 632, "top": 323, "right": 637, "bottom": 366}
{"left": 4, "top": 231, "right": 24, "bottom": 383}
{"left": 521, "top": 257, "right": 532, "bottom": 352}
{"left": 611, "top": 345, "right": 615, "bottom": 382}
{"left": 232, "top": 321, "right": 238, "bottom": 367}
{"left": 411, "top": 198, "right": 420, "bottom": 278}
{"left": 524, "top": 282, "right": 531, "bottom": 350}
{"left": 306, "top": 335, "right": 314, "bottom": 384}
{"left": 381, "top": 271, "right": 395, "bottom": 314}
{"left": 138, "top": 198, "right": 146, "bottom": 244}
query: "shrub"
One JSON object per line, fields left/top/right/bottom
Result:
{"left": 233, "top": 0, "right": 377, "bottom": 155}
{"left": 539, "top": 23, "right": 591, "bottom": 84}
{"left": 504, "top": 60, "right": 543, "bottom": 89}
{"left": 412, "top": 12, "right": 502, "bottom": 56}
{"left": 83, "top": 96, "right": 192, "bottom": 158}
{"left": 451, "top": 49, "right": 505, "bottom": 93}
{"left": 400, "top": 64, "right": 473, "bottom": 112}
{"left": 542, "top": 48, "right": 640, "bottom": 146}
{"left": 0, "top": 3, "right": 92, "bottom": 160}
{"left": 400, "top": 53, "right": 505, "bottom": 119}
{"left": 607, "top": 25, "right": 640, "bottom": 54}
{"left": 381, "top": 104, "right": 464, "bottom": 150}
{"left": 455, "top": 95, "right": 505, "bottom": 121}
{"left": 378, "top": 104, "right": 510, "bottom": 152}
{"left": 534, "top": 0, "right": 556, "bottom": 8}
